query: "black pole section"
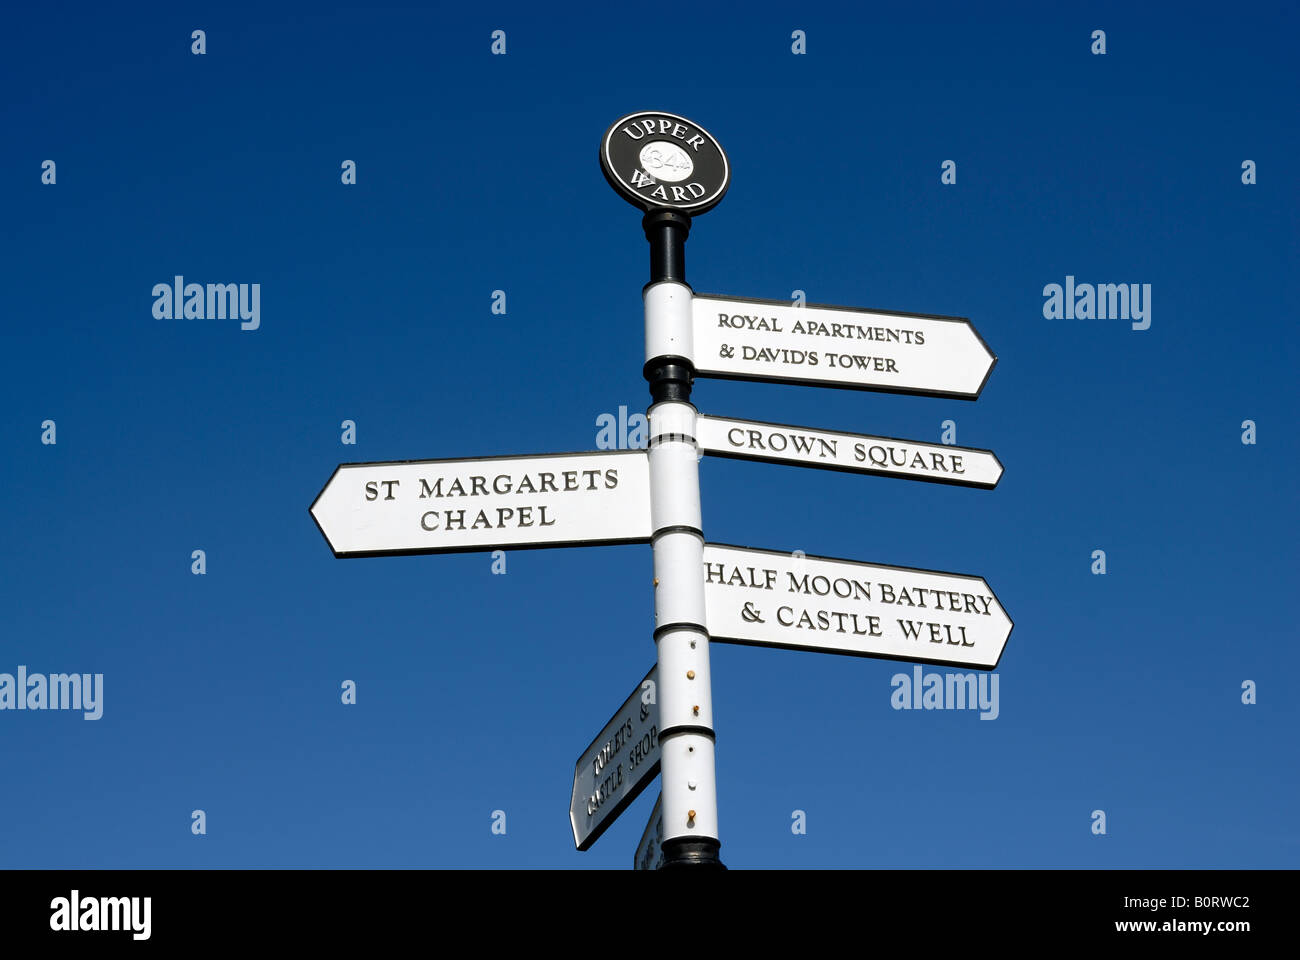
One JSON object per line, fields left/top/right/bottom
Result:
{"left": 642, "top": 207, "right": 725, "bottom": 871}
{"left": 642, "top": 356, "right": 694, "bottom": 405}
{"left": 643, "top": 209, "right": 691, "bottom": 285}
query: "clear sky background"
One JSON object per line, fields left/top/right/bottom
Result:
{"left": 2, "top": 2, "right": 1296, "bottom": 869}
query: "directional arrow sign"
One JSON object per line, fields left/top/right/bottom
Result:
{"left": 692, "top": 294, "right": 997, "bottom": 399}
{"left": 571, "top": 666, "right": 660, "bottom": 851}
{"left": 702, "top": 544, "right": 1012, "bottom": 669}
{"left": 634, "top": 793, "right": 664, "bottom": 871}
{"left": 311, "top": 450, "right": 651, "bottom": 558}
{"left": 696, "top": 415, "right": 1003, "bottom": 488}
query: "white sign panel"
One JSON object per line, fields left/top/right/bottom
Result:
{"left": 692, "top": 294, "right": 997, "bottom": 399}
{"left": 696, "top": 415, "right": 1003, "bottom": 488}
{"left": 571, "top": 666, "right": 660, "bottom": 851}
{"left": 311, "top": 450, "right": 651, "bottom": 557}
{"left": 634, "top": 793, "right": 664, "bottom": 871}
{"left": 702, "top": 544, "right": 1012, "bottom": 669}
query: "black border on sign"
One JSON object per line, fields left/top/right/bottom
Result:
{"left": 696, "top": 413, "right": 1004, "bottom": 489}
{"left": 600, "top": 110, "right": 731, "bottom": 215}
{"left": 692, "top": 293, "right": 999, "bottom": 401}
{"left": 308, "top": 450, "right": 651, "bottom": 559}
{"left": 571, "top": 665, "right": 661, "bottom": 852}
{"left": 703, "top": 542, "right": 1013, "bottom": 671}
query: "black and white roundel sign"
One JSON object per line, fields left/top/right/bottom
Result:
{"left": 600, "top": 111, "right": 730, "bottom": 215}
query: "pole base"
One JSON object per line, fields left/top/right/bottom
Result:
{"left": 660, "top": 837, "right": 726, "bottom": 870}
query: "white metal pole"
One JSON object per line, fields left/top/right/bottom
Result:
{"left": 644, "top": 264, "right": 723, "bottom": 868}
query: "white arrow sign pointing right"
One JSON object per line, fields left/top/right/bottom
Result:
{"left": 693, "top": 294, "right": 997, "bottom": 399}
{"left": 696, "top": 414, "right": 1003, "bottom": 488}
{"left": 702, "top": 544, "right": 1012, "bottom": 669}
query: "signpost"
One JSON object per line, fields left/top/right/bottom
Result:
{"left": 634, "top": 794, "right": 665, "bottom": 871}
{"left": 702, "top": 544, "right": 1012, "bottom": 670}
{"left": 310, "top": 451, "right": 650, "bottom": 558}
{"left": 599, "top": 109, "right": 732, "bottom": 869}
{"left": 696, "top": 415, "right": 1003, "bottom": 488}
{"left": 310, "top": 108, "right": 1013, "bottom": 870}
{"left": 693, "top": 295, "right": 997, "bottom": 399}
{"left": 570, "top": 667, "right": 660, "bottom": 852}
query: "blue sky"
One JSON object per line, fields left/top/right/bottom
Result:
{"left": 2, "top": 1, "right": 1296, "bottom": 869}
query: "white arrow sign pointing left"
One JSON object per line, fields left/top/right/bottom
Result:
{"left": 634, "top": 793, "right": 665, "bottom": 871}
{"left": 571, "top": 666, "right": 660, "bottom": 851}
{"left": 310, "top": 450, "right": 651, "bottom": 558}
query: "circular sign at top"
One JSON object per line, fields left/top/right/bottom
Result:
{"left": 600, "top": 111, "right": 730, "bottom": 216}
